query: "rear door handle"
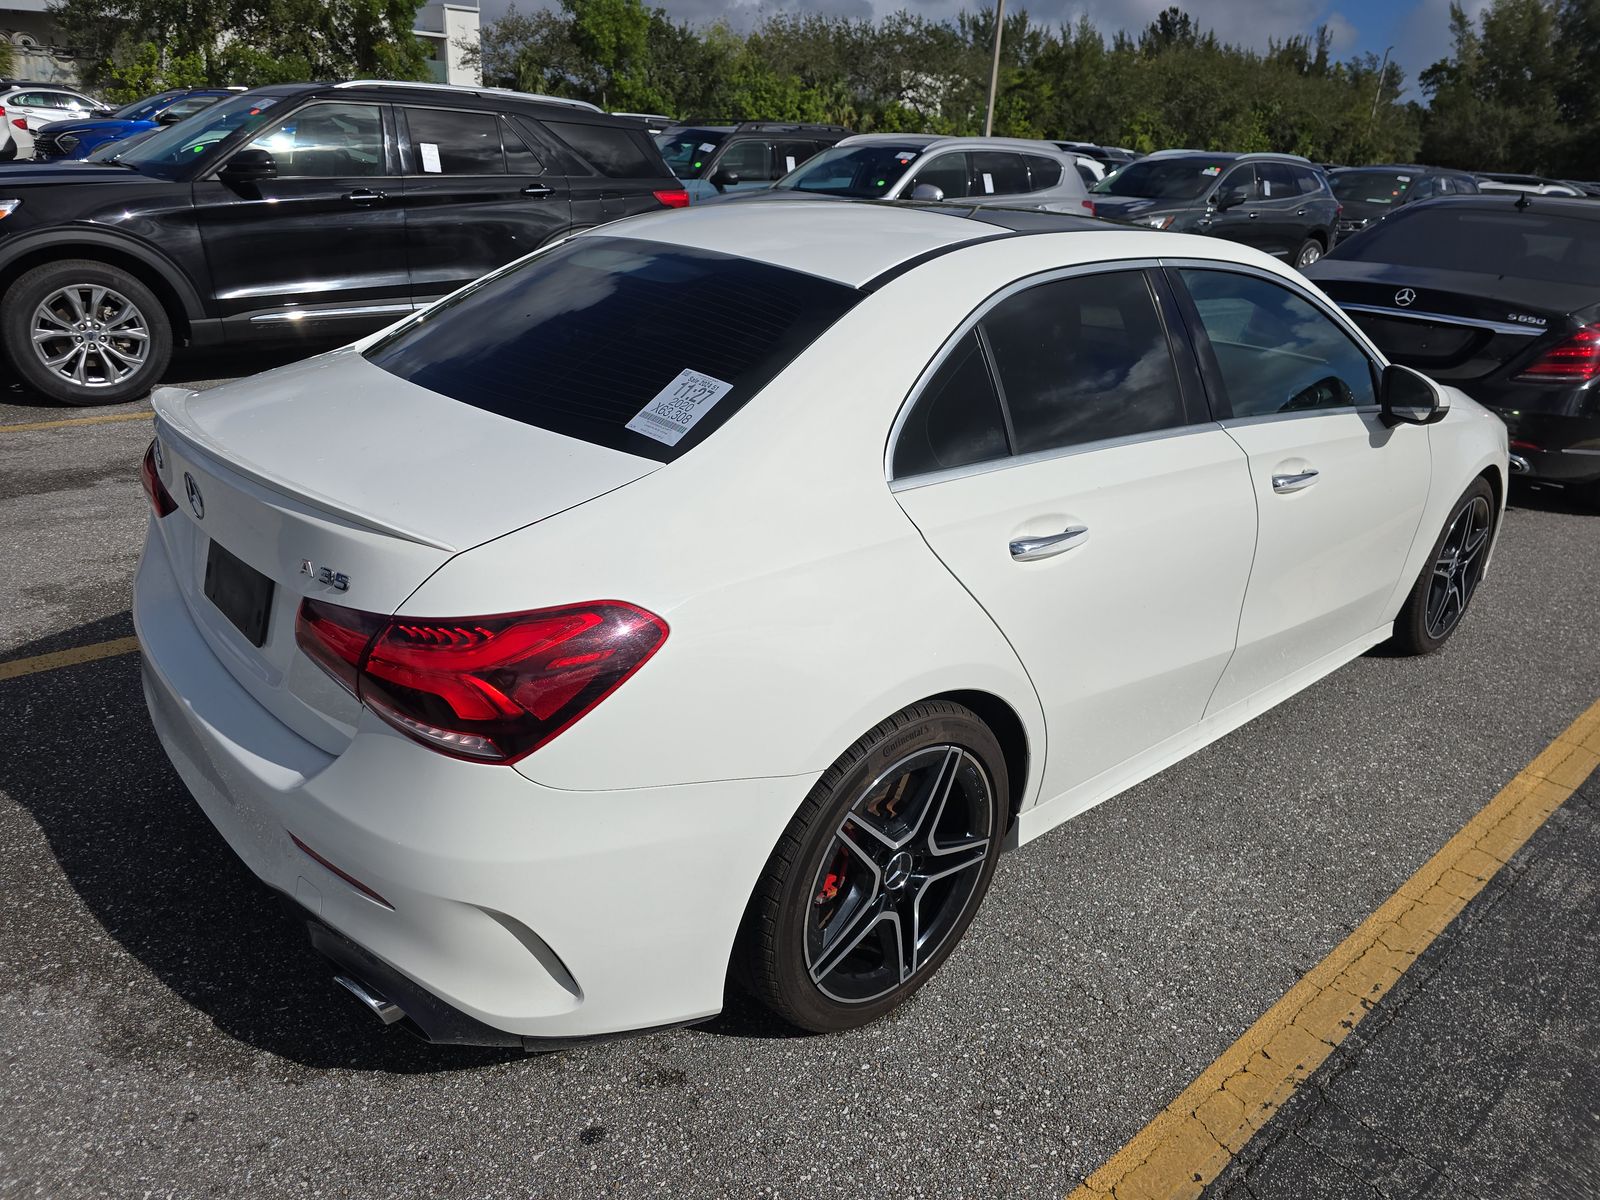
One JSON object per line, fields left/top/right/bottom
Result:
{"left": 1247, "top": 210, "right": 1259, "bottom": 218}
{"left": 344, "top": 188, "right": 386, "bottom": 205}
{"left": 1010, "top": 525, "right": 1089, "bottom": 561}
{"left": 1271, "top": 468, "right": 1320, "bottom": 493}
{"left": 522, "top": 183, "right": 555, "bottom": 198}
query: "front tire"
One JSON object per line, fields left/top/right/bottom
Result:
{"left": 2, "top": 259, "right": 173, "bottom": 407}
{"left": 737, "top": 700, "right": 1008, "bottom": 1033}
{"left": 1391, "top": 478, "right": 1496, "bottom": 655}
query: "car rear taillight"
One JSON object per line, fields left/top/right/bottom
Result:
{"left": 1081, "top": 199, "right": 1095, "bottom": 215}
{"left": 295, "top": 598, "right": 668, "bottom": 763}
{"left": 140, "top": 440, "right": 176, "bottom": 517}
{"left": 653, "top": 188, "right": 690, "bottom": 209}
{"left": 1515, "top": 325, "right": 1600, "bottom": 382}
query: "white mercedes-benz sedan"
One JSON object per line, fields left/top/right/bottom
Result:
{"left": 135, "top": 202, "right": 1508, "bottom": 1046}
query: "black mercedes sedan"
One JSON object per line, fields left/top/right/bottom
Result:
{"left": 1307, "top": 195, "right": 1600, "bottom": 506}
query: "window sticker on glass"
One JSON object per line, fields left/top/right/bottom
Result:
{"left": 895, "top": 150, "right": 918, "bottom": 160}
{"left": 699, "top": 142, "right": 716, "bottom": 152}
{"left": 1397, "top": 175, "right": 1411, "bottom": 182}
{"left": 1202, "top": 165, "right": 1221, "bottom": 176}
{"left": 625, "top": 369, "right": 735, "bottom": 447}
{"left": 1262, "top": 180, "right": 1272, "bottom": 196}
{"left": 785, "top": 155, "right": 796, "bottom": 172}
{"left": 981, "top": 172, "right": 995, "bottom": 193}
{"left": 419, "top": 142, "right": 442, "bottom": 173}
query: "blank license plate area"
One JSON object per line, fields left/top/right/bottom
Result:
{"left": 203, "top": 539, "right": 274, "bottom": 647}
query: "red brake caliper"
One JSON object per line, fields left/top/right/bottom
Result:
{"left": 815, "top": 844, "right": 849, "bottom": 907}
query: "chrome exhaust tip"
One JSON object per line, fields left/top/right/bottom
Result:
{"left": 334, "top": 974, "right": 406, "bottom": 1026}
{"left": 1508, "top": 453, "right": 1530, "bottom": 475}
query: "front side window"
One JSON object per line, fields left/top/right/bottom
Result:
{"left": 246, "top": 102, "right": 385, "bottom": 178}
{"left": 775, "top": 140, "right": 819, "bottom": 175}
{"left": 982, "top": 271, "right": 1186, "bottom": 454}
{"left": 914, "top": 153, "right": 971, "bottom": 199}
{"left": 714, "top": 139, "right": 776, "bottom": 182}
{"left": 404, "top": 107, "right": 499, "bottom": 175}
{"left": 1179, "top": 269, "right": 1375, "bottom": 417}
{"left": 653, "top": 128, "right": 724, "bottom": 178}
{"left": 892, "top": 331, "right": 1008, "bottom": 477}
{"left": 1217, "top": 165, "right": 1258, "bottom": 203}
{"left": 365, "top": 237, "right": 862, "bottom": 463}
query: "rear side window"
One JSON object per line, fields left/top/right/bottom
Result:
{"left": 892, "top": 331, "right": 1009, "bottom": 477}
{"left": 1179, "top": 269, "right": 1375, "bottom": 417}
{"left": 1024, "top": 155, "right": 1062, "bottom": 189}
{"left": 982, "top": 271, "right": 1186, "bottom": 454}
{"left": 545, "top": 119, "right": 661, "bottom": 178}
{"left": 1330, "top": 207, "right": 1600, "bottom": 286}
{"left": 715, "top": 139, "right": 777, "bottom": 182}
{"left": 1292, "top": 166, "right": 1325, "bottom": 195}
{"left": 971, "top": 151, "right": 1028, "bottom": 196}
{"left": 404, "top": 107, "right": 501, "bottom": 175}
{"left": 365, "top": 237, "right": 862, "bottom": 463}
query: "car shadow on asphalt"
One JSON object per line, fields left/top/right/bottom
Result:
{"left": 1508, "top": 480, "right": 1594, "bottom": 516}
{"left": 2, "top": 617, "right": 525, "bottom": 1073}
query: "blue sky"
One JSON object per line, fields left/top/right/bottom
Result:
{"left": 477, "top": 0, "right": 1490, "bottom": 96}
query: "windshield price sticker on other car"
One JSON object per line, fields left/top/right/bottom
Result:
{"left": 699, "top": 142, "right": 717, "bottom": 152}
{"left": 419, "top": 142, "right": 443, "bottom": 173}
{"left": 1202, "top": 165, "right": 1222, "bottom": 175}
{"left": 625, "top": 369, "right": 735, "bottom": 447}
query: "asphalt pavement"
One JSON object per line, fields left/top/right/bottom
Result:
{"left": 2, "top": 351, "right": 1598, "bottom": 1199}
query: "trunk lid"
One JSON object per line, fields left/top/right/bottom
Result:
{"left": 149, "top": 349, "right": 659, "bottom": 753}
{"left": 1308, "top": 259, "right": 1595, "bottom": 383}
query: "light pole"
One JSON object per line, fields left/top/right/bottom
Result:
{"left": 983, "top": 0, "right": 1006, "bottom": 137}
{"left": 1367, "top": 45, "right": 1393, "bottom": 132}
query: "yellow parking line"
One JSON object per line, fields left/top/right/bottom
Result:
{"left": 1068, "top": 697, "right": 1600, "bottom": 1200}
{"left": 0, "top": 411, "right": 151, "bottom": 434}
{"left": 0, "top": 636, "right": 141, "bottom": 681}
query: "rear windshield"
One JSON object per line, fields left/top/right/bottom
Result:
{"left": 1093, "top": 157, "right": 1228, "bottom": 200}
{"left": 780, "top": 144, "right": 924, "bottom": 198}
{"left": 1330, "top": 207, "right": 1600, "bottom": 286}
{"left": 654, "top": 128, "right": 725, "bottom": 178}
{"left": 1331, "top": 170, "right": 1414, "bottom": 206}
{"left": 364, "top": 237, "right": 862, "bottom": 462}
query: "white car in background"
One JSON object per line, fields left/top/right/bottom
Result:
{"left": 0, "top": 85, "right": 111, "bottom": 159}
{"left": 136, "top": 202, "right": 1507, "bottom": 1047}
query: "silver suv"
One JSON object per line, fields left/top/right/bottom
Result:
{"left": 717, "top": 134, "right": 1092, "bottom": 211}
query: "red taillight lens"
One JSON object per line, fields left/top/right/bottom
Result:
{"left": 1515, "top": 325, "right": 1600, "bottom": 382}
{"left": 653, "top": 188, "right": 690, "bottom": 209}
{"left": 295, "top": 598, "right": 668, "bottom": 763}
{"left": 140, "top": 440, "right": 176, "bottom": 517}
{"left": 1081, "top": 199, "right": 1095, "bottom": 215}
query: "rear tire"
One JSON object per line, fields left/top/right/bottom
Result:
{"left": 1391, "top": 478, "right": 1496, "bottom": 655}
{"left": 1294, "top": 238, "right": 1324, "bottom": 269}
{"left": 737, "top": 700, "right": 1008, "bottom": 1033}
{"left": 1, "top": 259, "right": 173, "bottom": 407}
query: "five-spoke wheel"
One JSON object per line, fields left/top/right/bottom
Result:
{"left": 739, "top": 701, "right": 1007, "bottom": 1032}
{"left": 1393, "top": 477, "right": 1497, "bottom": 654}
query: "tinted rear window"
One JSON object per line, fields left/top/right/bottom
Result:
{"left": 364, "top": 237, "right": 862, "bottom": 463}
{"left": 1330, "top": 207, "right": 1600, "bottom": 286}
{"left": 1331, "top": 170, "right": 1415, "bottom": 207}
{"left": 544, "top": 119, "right": 661, "bottom": 178}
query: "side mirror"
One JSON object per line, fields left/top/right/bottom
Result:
{"left": 1380, "top": 363, "right": 1449, "bottom": 426}
{"left": 910, "top": 182, "right": 945, "bottom": 202}
{"left": 219, "top": 148, "right": 277, "bottom": 183}
{"left": 1213, "top": 184, "right": 1249, "bottom": 211}
{"left": 155, "top": 109, "right": 186, "bottom": 126}
{"left": 710, "top": 167, "right": 740, "bottom": 191}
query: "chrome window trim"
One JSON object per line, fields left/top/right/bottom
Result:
{"left": 1335, "top": 302, "right": 1545, "bottom": 338}
{"left": 1217, "top": 405, "right": 1380, "bottom": 430}
{"left": 889, "top": 419, "right": 1221, "bottom": 493}
{"left": 884, "top": 256, "right": 1186, "bottom": 485}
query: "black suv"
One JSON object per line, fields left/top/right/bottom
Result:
{"left": 1089, "top": 151, "right": 1339, "bottom": 267}
{"left": 652, "top": 121, "right": 851, "bottom": 202}
{"left": 1328, "top": 164, "right": 1479, "bottom": 239}
{"left": 0, "top": 81, "right": 684, "bottom": 405}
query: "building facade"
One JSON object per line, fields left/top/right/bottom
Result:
{"left": 2, "top": 0, "right": 85, "bottom": 85}
{"left": 413, "top": 1, "right": 481, "bottom": 87}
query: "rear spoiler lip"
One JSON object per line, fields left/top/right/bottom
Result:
{"left": 151, "top": 386, "right": 457, "bottom": 552}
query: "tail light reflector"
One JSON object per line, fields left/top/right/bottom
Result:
{"left": 295, "top": 598, "right": 668, "bottom": 763}
{"left": 653, "top": 187, "right": 690, "bottom": 209}
{"left": 1082, "top": 199, "right": 1095, "bottom": 215}
{"left": 1515, "top": 325, "right": 1600, "bottom": 382}
{"left": 140, "top": 440, "right": 177, "bottom": 517}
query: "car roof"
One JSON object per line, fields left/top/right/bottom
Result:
{"left": 837, "top": 133, "right": 1069, "bottom": 154}
{"left": 1402, "top": 194, "right": 1600, "bottom": 220}
{"left": 583, "top": 199, "right": 1169, "bottom": 289}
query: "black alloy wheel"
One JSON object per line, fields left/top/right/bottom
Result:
{"left": 738, "top": 701, "right": 1007, "bottom": 1032}
{"left": 1392, "top": 477, "right": 1497, "bottom": 654}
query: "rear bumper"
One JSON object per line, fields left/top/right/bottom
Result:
{"left": 134, "top": 524, "right": 811, "bottom": 1043}
{"left": 1480, "top": 404, "right": 1600, "bottom": 485}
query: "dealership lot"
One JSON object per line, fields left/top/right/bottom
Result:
{"left": 2, "top": 357, "right": 1598, "bottom": 1198}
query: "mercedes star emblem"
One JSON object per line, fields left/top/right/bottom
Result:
{"left": 184, "top": 472, "right": 204, "bottom": 520}
{"left": 1395, "top": 287, "right": 1417, "bottom": 308}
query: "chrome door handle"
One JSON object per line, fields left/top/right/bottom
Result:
{"left": 1247, "top": 211, "right": 1259, "bottom": 218}
{"left": 522, "top": 183, "right": 554, "bottom": 198}
{"left": 344, "top": 188, "right": 386, "bottom": 205}
{"left": 1271, "top": 469, "right": 1320, "bottom": 493}
{"left": 1010, "top": 525, "right": 1089, "bottom": 561}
